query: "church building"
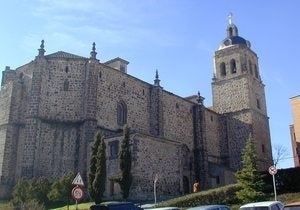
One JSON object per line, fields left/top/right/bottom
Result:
{"left": 0, "top": 17, "right": 273, "bottom": 200}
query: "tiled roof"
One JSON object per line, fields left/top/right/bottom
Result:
{"left": 104, "top": 57, "right": 129, "bottom": 64}
{"left": 45, "top": 51, "right": 87, "bottom": 59}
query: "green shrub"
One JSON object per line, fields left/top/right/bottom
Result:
{"left": 11, "top": 177, "right": 50, "bottom": 208}
{"left": 157, "top": 184, "right": 241, "bottom": 208}
{"left": 11, "top": 199, "right": 46, "bottom": 210}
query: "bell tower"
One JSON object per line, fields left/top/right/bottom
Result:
{"left": 212, "top": 14, "right": 273, "bottom": 170}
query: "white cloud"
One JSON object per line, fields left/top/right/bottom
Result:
{"left": 23, "top": 0, "right": 179, "bottom": 48}
{"left": 22, "top": 32, "right": 87, "bottom": 56}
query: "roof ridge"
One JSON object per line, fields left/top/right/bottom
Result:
{"left": 45, "top": 51, "right": 87, "bottom": 59}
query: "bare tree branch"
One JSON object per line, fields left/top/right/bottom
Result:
{"left": 272, "top": 144, "right": 288, "bottom": 167}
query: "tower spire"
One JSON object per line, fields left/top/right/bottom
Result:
{"left": 154, "top": 69, "right": 160, "bottom": 86}
{"left": 197, "top": 91, "right": 204, "bottom": 105}
{"left": 90, "top": 42, "right": 97, "bottom": 60}
{"left": 38, "top": 40, "right": 45, "bottom": 57}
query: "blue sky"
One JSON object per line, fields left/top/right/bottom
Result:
{"left": 1, "top": 0, "right": 299, "bottom": 169}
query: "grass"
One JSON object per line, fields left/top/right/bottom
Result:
{"left": 0, "top": 200, "right": 95, "bottom": 210}
{"left": 0, "top": 200, "right": 12, "bottom": 209}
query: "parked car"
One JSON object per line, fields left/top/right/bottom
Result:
{"left": 90, "top": 201, "right": 143, "bottom": 210}
{"left": 283, "top": 202, "right": 300, "bottom": 210}
{"left": 186, "top": 204, "right": 231, "bottom": 210}
{"left": 239, "top": 201, "right": 284, "bottom": 210}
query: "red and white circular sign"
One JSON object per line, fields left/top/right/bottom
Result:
{"left": 71, "top": 186, "right": 84, "bottom": 201}
{"left": 268, "top": 165, "right": 277, "bottom": 175}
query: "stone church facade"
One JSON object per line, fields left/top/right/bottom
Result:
{"left": 0, "top": 20, "right": 273, "bottom": 200}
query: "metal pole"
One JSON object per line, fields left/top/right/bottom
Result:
{"left": 154, "top": 181, "right": 157, "bottom": 204}
{"left": 76, "top": 200, "right": 78, "bottom": 210}
{"left": 272, "top": 174, "right": 277, "bottom": 201}
{"left": 154, "top": 174, "right": 158, "bottom": 204}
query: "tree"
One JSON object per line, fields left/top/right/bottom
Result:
{"left": 92, "top": 133, "right": 106, "bottom": 204}
{"left": 118, "top": 124, "right": 132, "bottom": 199}
{"left": 11, "top": 178, "right": 30, "bottom": 207}
{"left": 11, "top": 177, "right": 49, "bottom": 209}
{"left": 88, "top": 132, "right": 102, "bottom": 200}
{"left": 48, "top": 172, "right": 74, "bottom": 203}
{"left": 235, "top": 135, "right": 265, "bottom": 203}
{"left": 28, "top": 177, "right": 50, "bottom": 204}
{"left": 272, "top": 144, "right": 288, "bottom": 167}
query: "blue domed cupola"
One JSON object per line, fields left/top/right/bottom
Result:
{"left": 219, "top": 13, "right": 251, "bottom": 50}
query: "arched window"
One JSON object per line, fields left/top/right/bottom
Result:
{"left": 108, "top": 140, "right": 119, "bottom": 159}
{"left": 117, "top": 101, "right": 127, "bottom": 126}
{"left": 254, "top": 64, "right": 259, "bottom": 78}
{"left": 230, "top": 59, "right": 237, "bottom": 74}
{"left": 256, "top": 98, "right": 261, "bottom": 109}
{"left": 261, "top": 144, "right": 265, "bottom": 153}
{"left": 63, "top": 79, "right": 69, "bottom": 91}
{"left": 220, "top": 62, "right": 226, "bottom": 76}
{"left": 229, "top": 27, "right": 233, "bottom": 37}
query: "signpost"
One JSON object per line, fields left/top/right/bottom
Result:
{"left": 268, "top": 165, "right": 277, "bottom": 201}
{"left": 153, "top": 174, "right": 159, "bottom": 205}
{"left": 72, "top": 173, "right": 85, "bottom": 210}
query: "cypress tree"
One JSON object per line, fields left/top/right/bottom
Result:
{"left": 88, "top": 132, "right": 101, "bottom": 200}
{"left": 118, "top": 124, "right": 132, "bottom": 199}
{"left": 90, "top": 132, "right": 106, "bottom": 204}
{"left": 235, "top": 134, "right": 265, "bottom": 203}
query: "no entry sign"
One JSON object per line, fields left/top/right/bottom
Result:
{"left": 71, "top": 186, "right": 84, "bottom": 201}
{"left": 268, "top": 165, "right": 277, "bottom": 175}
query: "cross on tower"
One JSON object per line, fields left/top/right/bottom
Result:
{"left": 228, "top": 12, "right": 233, "bottom": 24}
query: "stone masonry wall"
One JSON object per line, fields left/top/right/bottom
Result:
{"left": 130, "top": 134, "right": 183, "bottom": 200}
{"left": 0, "top": 125, "right": 7, "bottom": 181}
{"left": 0, "top": 83, "right": 13, "bottom": 182}
{"left": 212, "top": 76, "right": 250, "bottom": 114}
{"left": 104, "top": 133, "right": 188, "bottom": 200}
{"left": 38, "top": 59, "right": 87, "bottom": 121}
{"left": 32, "top": 121, "right": 81, "bottom": 179}
{"left": 0, "top": 83, "right": 13, "bottom": 125}
{"left": 132, "top": 137, "right": 183, "bottom": 199}
{"left": 162, "top": 92, "right": 194, "bottom": 149}
{"left": 16, "top": 61, "right": 35, "bottom": 79}
{"left": 252, "top": 110, "right": 273, "bottom": 170}
{"left": 0, "top": 81, "right": 24, "bottom": 197}
{"left": 249, "top": 76, "right": 267, "bottom": 115}
{"left": 226, "top": 111, "right": 252, "bottom": 170}
{"left": 149, "top": 86, "right": 164, "bottom": 137}
{"left": 96, "top": 64, "right": 151, "bottom": 133}
{"left": 203, "top": 109, "right": 224, "bottom": 165}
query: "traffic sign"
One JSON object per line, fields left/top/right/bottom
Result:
{"left": 72, "top": 172, "right": 84, "bottom": 187}
{"left": 71, "top": 186, "right": 84, "bottom": 201}
{"left": 268, "top": 165, "right": 278, "bottom": 201}
{"left": 268, "top": 165, "right": 277, "bottom": 175}
{"left": 72, "top": 172, "right": 84, "bottom": 186}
